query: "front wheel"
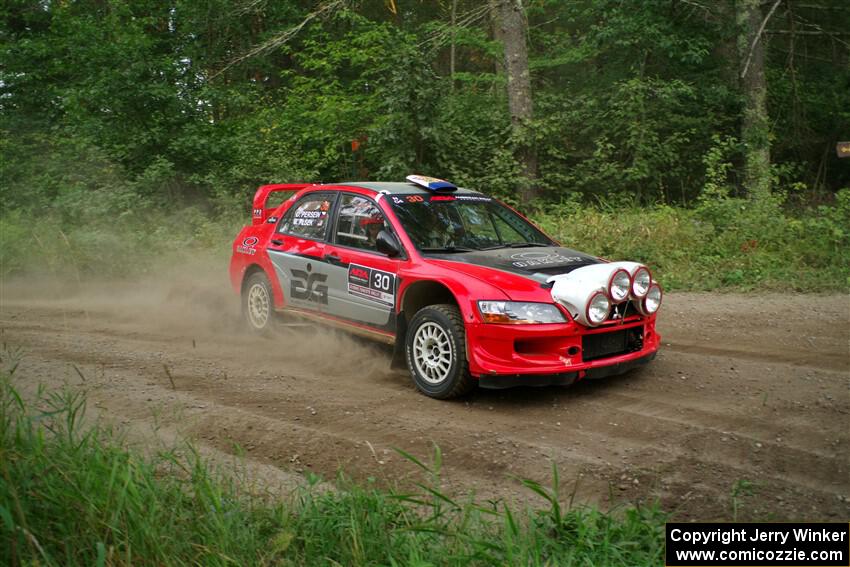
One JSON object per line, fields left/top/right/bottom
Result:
{"left": 242, "top": 271, "right": 274, "bottom": 333}
{"left": 405, "top": 304, "right": 474, "bottom": 399}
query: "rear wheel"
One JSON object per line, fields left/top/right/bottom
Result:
{"left": 405, "top": 304, "right": 474, "bottom": 399}
{"left": 242, "top": 271, "right": 274, "bottom": 333}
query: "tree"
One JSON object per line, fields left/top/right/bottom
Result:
{"left": 737, "top": 0, "right": 779, "bottom": 200}
{"left": 497, "top": 0, "right": 538, "bottom": 202}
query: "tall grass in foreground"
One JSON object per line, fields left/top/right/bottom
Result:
{"left": 0, "top": 370, "right": 666, "bottom": 566}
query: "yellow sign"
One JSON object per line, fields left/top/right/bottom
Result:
{"left": 837, "top": 141, "right": 850, "bottom": 158}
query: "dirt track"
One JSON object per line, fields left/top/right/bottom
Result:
{"left": 1, "top": 268, "right": 848, "bottom": 521}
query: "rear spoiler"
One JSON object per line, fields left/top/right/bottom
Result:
{"left": 252, "top": 183, "right": 312, "bottom": 225}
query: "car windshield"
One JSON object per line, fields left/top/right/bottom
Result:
{"left": 387, "top": 193, "right": 555, "bottom": 251}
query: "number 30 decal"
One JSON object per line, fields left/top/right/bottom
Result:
{"left": 373, "top": 272, "right": 392, "bottom": 291}
{"left": 348, "top": 263, "right": 396, "bottom": 307}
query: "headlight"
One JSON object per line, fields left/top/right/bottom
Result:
{"left": 585, "top": 291, "right": 610, "bottom": 325}
{"left": 478, "top": 301, "right": 566, "bottom": 324}
{"left": 631, "top": 267, "right": 651, "bottom": 298}
{"left": 640, "top": 282, "right": 662, "bottom": 315}
{"left": 608, "top": 268, "right": 631, "bottom": 303}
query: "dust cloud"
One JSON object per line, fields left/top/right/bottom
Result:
{"left": 0, "top": 256, "right": 396, "bottom": 380}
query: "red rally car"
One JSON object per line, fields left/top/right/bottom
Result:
{"left": 229, "top": 175, "right": 662, "bottom": 399}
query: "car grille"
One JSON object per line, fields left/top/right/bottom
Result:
{"left": 582, "top": 327, "right": 643, "bottom": 361}
{"left": 604, "top": 301, "right": 640, "bottom": 323}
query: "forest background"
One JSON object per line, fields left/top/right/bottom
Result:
{"left": 2, "top": 0, "right": 848, "bottom": 290}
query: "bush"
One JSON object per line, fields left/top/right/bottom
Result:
{"left": 536, "top": 191, "right": 850, "bottom": 292}
{"left": 4, "top": 193, "right": 848, "bottom": 291}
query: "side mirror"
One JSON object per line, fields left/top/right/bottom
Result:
{"left": 375, "top": 230, "right": 402, "bottom": 258}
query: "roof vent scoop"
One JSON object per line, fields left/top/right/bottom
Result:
{"left": 406, "top": 175, "right": 457, "bottom": 192}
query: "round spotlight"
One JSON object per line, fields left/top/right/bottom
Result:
{"left": 586, "top": 291, "right": 611, "bottom": 326}
{"left": 641, "top": 283, "right": 662, "bottom": 315}
{"left": 608, "top": 268, "right": 631, "bottom": 303}
{"left": 631, "top": 267, "right": 652, "bottom": 298}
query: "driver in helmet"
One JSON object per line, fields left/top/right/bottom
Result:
{"left": 360, "top": 213, "right": 385, "bottom": 248}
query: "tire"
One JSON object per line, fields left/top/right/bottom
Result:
{"left": 242, "top": 271, "right": 274, "bottom": 334}
{"left": 405, "top": 304, "right": 474, "bottom": 399}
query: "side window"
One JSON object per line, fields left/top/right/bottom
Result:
{"left": 335, "top": 194, "right": 388, "bottom": 252}
{"left": 277, "top": 194, "right": 334, "bottom": 240}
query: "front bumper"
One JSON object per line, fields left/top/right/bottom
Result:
{"left": 465, "top": 316, "right": 660, "bottom": 383}
{"left": 477, "top": 351, "right": 656, "bottom": 389}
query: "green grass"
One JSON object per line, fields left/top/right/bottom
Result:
{"left": 0, "top": 205, "right": 242, "bottom": 281}
{"left": 0, "top": 365, "right": 666, "bottom": 566}
{"left": 535, "top": 190, "right": 850, "bottom": 292}
{"left": 3, "top": 188, "right": 847, "bottom": 292}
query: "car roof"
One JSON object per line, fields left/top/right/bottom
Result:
{"left": 328, "top": 181, "right": 483, "bottom": 196}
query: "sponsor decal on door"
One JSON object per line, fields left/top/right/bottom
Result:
{"left": 348, "top": 263, "right": 396, "bottom": 307}
{"left": 291, "top": 265, "right": 328, "bottom": 305}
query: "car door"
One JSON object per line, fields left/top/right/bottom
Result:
{"left": 268, "top": 191, "right": 337, "bottom": 313}
{"left": 322, "top": 193, "right": 403, "bottom": 329}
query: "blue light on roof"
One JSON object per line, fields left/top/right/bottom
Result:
{"left": 406, "top": 175, "right": 458, "bottom": 192}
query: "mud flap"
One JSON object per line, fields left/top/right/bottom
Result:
{"left": 390, "top": 316, "right": 407, "bottom": 370}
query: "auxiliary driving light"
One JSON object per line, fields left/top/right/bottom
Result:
{"left": 586, "top": 291, "right": 611, "bottom": 325}
{"left": 631, "top": 266, "right": 652, "bottom": 298}
{"left": 608, "top": 268, "right": 631, "bottom": 303}
{"left": 637, "top": 282, "right": 662, "bottom": 315}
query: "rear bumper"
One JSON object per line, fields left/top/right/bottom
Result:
{"left": 466, "top": 316, "right": 660, "bottom": 380}
{"left": 477, "top": 351, "right": 656, "bottom": 389}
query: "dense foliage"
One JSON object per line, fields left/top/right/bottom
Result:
{"left": 1, "top": 1, "right": 848, "bottom": 289}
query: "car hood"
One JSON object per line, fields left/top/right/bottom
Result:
{"left": 423, "top": 246, "right": 601, "bottom": 300}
